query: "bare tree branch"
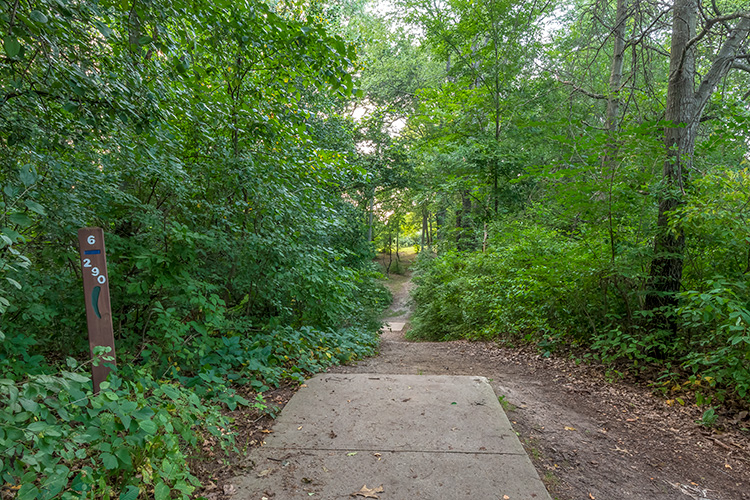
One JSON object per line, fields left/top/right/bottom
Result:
{"left": 694, "top": 16, "right": 750, "bottom": 121}
{"left": 552, "top": 73, "right": 608, "bottom": 100}
{"left": 681, "top": 11, "right": 750, "bottom": 67}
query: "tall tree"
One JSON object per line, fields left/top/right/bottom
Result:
{"left": 646, "top": 0, "right": 750, "bottom": 322}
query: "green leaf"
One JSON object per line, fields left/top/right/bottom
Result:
{"left": 16, "top": 483, "right": 39, "bottom": 500}
{"left": 95, "top": 21, "right": 113, "bottom": 38}
{"left": 154, "top": 481, "right": 170, "bottom": 500}
{"left": 24, "top": 200, "right": 45, "bottom": 215}
{"left": 19, "top": 165, "right": 37, "bottom": 186}
{"left": 115, "top": 447, "right": 133, "bottom": 469}
{"left": 6, "top": 277, "right": 21, "bottom": 289}
{"left": 19, "top": 398, "right": 38, "bottom": 412}
{"left": 61, "top": 371, "right": 89, "bottom": 383}
{"left": 132, "top": 407, "right": 154, "bottom": 420}
{"left": 160, "top": 384, "right": 179, "bottom": 401}
{"left": 101, "top": 452, "right": 118, "bottom": 469}
{"left": 9, "top": 212, "right": 32, "bottom": 227}
{"left": 119, "top": 485, "right": 139, "bottom": 500}
{"left": 119, "top": 412, "right": 132, "bottom": 430}
{"left": 138, "top": 419, "right": 158, "bottom": 435}
{"left": 3, "top": 37, "right": 21, "bottom": 58}
{"left": 30, "top": 10, "right": 48, "bottom": 23}
{"left": 160, "top": 458, "right": 178, "bottom": 480}
{"left": 27, "top": 421, "right": 47, "bottom": 432}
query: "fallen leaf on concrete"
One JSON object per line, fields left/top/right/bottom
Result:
{"left": 503, "top": 495, "right": 510, "bottom": 499}
{"left": 257, "top": 469, "right": 271, "bottom": 477}
{"left": 347, "top": 452, "right": 358, "bottom": 456}
{"left": 351, "top": 485, "right": 384, "bottom": 498}
{"left": 261, "top": 429, "right": 273, "bottom": 434}
{"left": 589, "top": 493, "right": 595, "bottom": 499}
{"left": 223, "top": 484, "right": 236, "bottom": 496}
{"left": 564, "top": 426, "right": 576, "bottom": 431}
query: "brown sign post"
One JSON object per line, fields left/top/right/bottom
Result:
{"left": 77, "top": 227, "right": 116, "bottom": 393}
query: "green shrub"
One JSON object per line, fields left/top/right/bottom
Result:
{"left": 0, "top": 365, "right": 231, "bottom": 500}
{"left": 409, "top": 222, "right": 606, "bottom": 342}
{"left": 677, "top": 279, "right": 750, "bottom": 400}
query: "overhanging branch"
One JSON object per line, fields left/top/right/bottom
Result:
{"left": 553, "top": 73, "right": 608, "bottom": 100}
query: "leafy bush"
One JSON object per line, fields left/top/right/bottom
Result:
{"left": 678, "top": 279, "right": 750, "bottom": 400}
{"left": 0, "top": 0, "right": 389, "bottom": 496}
{"left": 0, "top": 365, "right": 231, "bottom": 500}
{"left": 409, "top": 222, "right": 607, "bottom": 342}
{"left": 0, "top": 321, "right": 381, "bottom": 500}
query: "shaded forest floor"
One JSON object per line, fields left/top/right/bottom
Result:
{"left": 197, "top": 250, "right": 750, "bottom": 500}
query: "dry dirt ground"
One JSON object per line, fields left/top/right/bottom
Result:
{"left": 197, "top": 252, "right": 750, "bottom": 500}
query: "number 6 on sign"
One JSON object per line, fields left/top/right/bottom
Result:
{"left": 87, "top": 235, "right": 96, "bottom": 245}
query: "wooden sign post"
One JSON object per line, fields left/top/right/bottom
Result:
{"left": 77, "top": 227, "right": 116, "bottom": 393}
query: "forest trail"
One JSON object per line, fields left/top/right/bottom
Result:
{"left": 230, "top": 251, "right": 551, "bottom": 499}
{"left": 213, "top": 254, "right": 749, "bottom": 500}
{"left": 326, "top": 254, "right": 750, "bottom": 500}
{"left": 379, "top": 251, "right": 416, "bottom": 342}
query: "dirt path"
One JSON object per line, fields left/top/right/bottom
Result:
{"left": 329, "top": 255, "right": 750, "bottom": 500}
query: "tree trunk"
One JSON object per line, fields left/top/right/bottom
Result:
{"left": 386, "top": 229, "right": 392, "bottom": 275}
{"left": 456, "top": 190, "right": 472, "bottom": 251}
{"left": 645, "top": 0, "right": 697, "bottom": 325}
{"left": 605, "top": 0, "right": 627, "bottom": 136}
{"left": 602, "top": 0, "right": 628, "bottom": 264}
{"left": 396, "top": 224, "right": 400, "bottom": 261}
{"left": 428, "top": 213, "right": 434, "bottom": 249}
{"left": 367, "top": 189, "right": 374, "bottom": 242}
{"left": 435, "top": 209, "right": 445, "bottom": 245}
{"left": 644, "top": 1, "right": 750, "bottom": 326}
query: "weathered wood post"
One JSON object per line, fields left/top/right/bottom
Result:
{"left": 77, "top": 227, "right": 116, "bottom": 393}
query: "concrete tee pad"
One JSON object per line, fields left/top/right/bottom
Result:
{"left": 384, "top": 322, "right": 406, "bottom": 333}
{"left": 233, "top": 374, "right": 551, "bottom": 499}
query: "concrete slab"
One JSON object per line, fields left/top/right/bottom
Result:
{"left": 265, "top": 375, "right": 523, "bottom": 454}
{"left": 233, "top": 374, "right": 551, "bottom": 500}
{"left": 385, "top": 322, "right": 406, "bottom": 332}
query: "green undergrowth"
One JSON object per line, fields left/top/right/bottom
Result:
{"left": 0, "top": 323, "right": 380, "bottom": 500}
{"left": 408, "top": 218, "right": 750, "bottom": 407}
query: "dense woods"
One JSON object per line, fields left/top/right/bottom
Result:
{"left": 1, "top": 0, "right": 749, "bottom": 498}
{"left": 391, "top": 0, "right": 750, "bottom": 403}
